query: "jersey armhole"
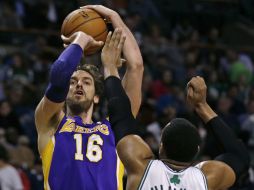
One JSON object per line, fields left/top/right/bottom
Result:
{"left": 137, "top": 160, "right": 154, "bottom": 190}
{"left": 194, "top": 163, "right": 209, "bottom": 190}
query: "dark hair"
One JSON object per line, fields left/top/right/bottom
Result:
{"left": 161, "top": 118, "right": 201, "bottom": 162}
{"left": 0, "top": 144, "right": 8, "bottom": 162}
{"left": 76, "top": 64, "right": 104, "bottom": 98}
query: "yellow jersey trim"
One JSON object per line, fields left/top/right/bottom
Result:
{"left": 117, "top": 152, "right": 124, "bottom": 190}
{"left": 41, "top": 136, "right": 55, "bottom": 190}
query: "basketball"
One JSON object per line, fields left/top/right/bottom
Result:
{"left": 61, "top": 8, "right": 108, "bottom": 55}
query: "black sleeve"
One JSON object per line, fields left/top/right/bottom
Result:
{"left": 104, "top": 76, "right": 137, "bottom": 143}
{"left": 206, "top": 117, "right": 250, "bottom": 180}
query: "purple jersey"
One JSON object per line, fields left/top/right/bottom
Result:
{"left": 41, "top": 115, "right": 124, "bottom": 190}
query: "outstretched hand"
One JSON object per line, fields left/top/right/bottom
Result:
{"left": 61, "top": 31, "right": 104, "bottom": 51}
{"left": 186, "top": 76, "right": 207, "bottom": 108}
{"left": 101, "top": 28, "right": 126, "bottom": 68}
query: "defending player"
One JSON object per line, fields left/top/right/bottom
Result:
{"left": 35, "top": 24, "right": 132, "bottom": 190}
{"left": 103, "top": 58, "right": 250, "bottom": 189}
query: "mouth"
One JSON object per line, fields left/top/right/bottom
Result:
{"left": 74, "top": 90, "right": 84, "bottom": 97}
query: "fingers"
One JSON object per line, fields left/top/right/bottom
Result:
{"left": 80, "top": 5, "right": 96, "bottom": 9}
{"left": 104, "top": 31, "right": 112, "bottom": 49}
{"left": 187, "top": 86, "right": 194, "bottom": 101}
{"left": 117, "top": 35, "right": 126, "bottom": 53}
{"left": 61, "top": 35, "right": 71, "bottom": 43}
{"left": 187, "top": 76, "right": 205, "bottom": 89}
{"left": 109, "top": 28, "right": 120, "bottom": 48}
{"left": 92, "top": 40, "right": 104, "bottom": 47}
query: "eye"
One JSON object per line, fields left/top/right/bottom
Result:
{"left": 70, "top": 79, "right": 77, "bottom": 85}
{"left": 83, "top": 79, "right": 92, "bottom": 86}
{"left": 85, "top": 81, "right": 91, "bottom": 85}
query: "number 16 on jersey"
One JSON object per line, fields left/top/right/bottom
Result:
{"left": 74, "top": 134, "right": 104, "bottom": 162}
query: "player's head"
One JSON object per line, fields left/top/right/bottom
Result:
{"left": 66, "top": 64, "right": 103, "bottom": 115}
{"left": 159, "top": 118, "right": 201, "bottom": 163}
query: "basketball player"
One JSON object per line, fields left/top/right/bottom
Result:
{"left": 80, "top": 5, "right": 143, "bottom": 111}
{"left": 103, "top": 60, "right": 250, "bottom": 189}
{"left": 35, "top": 23, "right": 137, "bottom": 190}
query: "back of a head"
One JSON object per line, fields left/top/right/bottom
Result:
{"left": 76, "top": 64, "right": 104, "bottom": 98}
{"left": 161, "top": 118, "right": 201, "bottom": 163}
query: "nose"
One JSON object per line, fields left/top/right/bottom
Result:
{"left": 76, "top": 80, "right": 83, "bottom": 88}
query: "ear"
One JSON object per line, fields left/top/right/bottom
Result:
{"left": 93, "top": 95, "right": 99, "bottom": 104}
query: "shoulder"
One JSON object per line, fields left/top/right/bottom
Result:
{"left": 198, "top": 160, "right": 236, "bottom": 190}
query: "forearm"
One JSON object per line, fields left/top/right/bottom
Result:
{"left": 206, "top": 116, "right": 249, "bottom": 179}
{"left": 110, "top": 13, "right": 143, "bottom": 68}
{"left": 195, "top": 103, "right": 217, "bottom": 123}
{"left": 105, "top": 76, "right": 136, "bottom": 143}
{"left": 46, "top": 44, "right": 83, "bottom": 102}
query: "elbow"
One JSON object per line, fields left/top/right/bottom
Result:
{"left": 130, "top": 60, "right": 144, "bottom": 72}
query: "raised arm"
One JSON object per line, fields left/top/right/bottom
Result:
{"left": 101, "top": 28, "right": 153, "bottom": 190}
{"left": 35, "top": 32, "right": 103, "bottom": 153}
{"left": 82, "top": 5, "right": 144, "bottom": 117}
{"left": 187, "top": 76, "right": 250, "bottom": 190}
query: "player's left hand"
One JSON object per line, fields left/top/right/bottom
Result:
{"left": 101, "top": 28, "right": 126, "bottom": 68}
{"left": 186, "top": 76, "right": 207, "bottom": 108}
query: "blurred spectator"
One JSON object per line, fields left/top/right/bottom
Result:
{"left": 0, "top": 144, "right": 23, "bottom": 190}
{"left": 128, "top": 0, "right": 161, "bottom": 21}
{"left": 221, "top": 49, "right": 252, "bottom": 85}
{"left": 0, "top": 1, "right": 23, "bottom": 29}
{"left": 0, "top": 100, "right": 22, "bottom": 134}
{"left": 9, "top": 135, "right": 35, "bottom": 169}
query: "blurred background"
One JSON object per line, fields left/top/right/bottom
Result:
{"left": 0, "top": 0, "right": 254, "bottom": 189}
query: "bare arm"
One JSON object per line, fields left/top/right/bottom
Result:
{"left": 82, "top": 5, "right": 144, "bottom": 117}
{"left": 117, "top": 135, "right": 153, "bottom": 190}
{"left": 110, "top": 12, "right": 144, "bottom": 117}
{"left": 199, "top": 161, "right": 235, "bottom": 190}
{"left": 101, "top": 28, "right": 153, "bottom": 190}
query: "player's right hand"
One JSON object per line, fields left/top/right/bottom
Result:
{"left": 186, "top": 76, "right": 207, "bottom": 108}
{"left": 80, "top": 5, "right": 117, "bottom": 22}
{"left": 61, "top": 31, "right": 104, "bottom": 51}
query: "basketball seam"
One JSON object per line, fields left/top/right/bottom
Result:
{"left": 93, "top": 28, "right": 108, "bottom": 38}
{"left": 66, "top": 17, "right": 104, "bottom": 36}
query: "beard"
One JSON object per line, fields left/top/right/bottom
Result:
{"left": 66, "top": 97, "right": 93, "bottom": 116}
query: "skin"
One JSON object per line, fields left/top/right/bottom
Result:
{"left": 103, "top": 72, "right": 236, "bottom": 189}
{"left": 81, "top": 5, "right": 144, "bottom": 117}
{"left": 35, "top": 29, "right": 126, "bottom": 156}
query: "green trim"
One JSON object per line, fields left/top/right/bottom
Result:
{"left": 138, "top": 160, "right": 153, "bottom": 190}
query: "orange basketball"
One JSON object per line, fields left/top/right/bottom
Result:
{"left": 61, "top": 8, "right": 108, "bottom": 55}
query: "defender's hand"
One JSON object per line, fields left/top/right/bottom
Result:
{"left": 61, "top": 32, "right": 104, "bottom": 51}
{"left": 101, "top": 28, "right": 126, "bottom": 68}
{"left": 187, "top": 76, "right": 207, "bottom": 108}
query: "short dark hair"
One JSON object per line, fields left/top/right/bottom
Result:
{"left": 161, "top": 118, "right": 201, "bottom": 162}
{"left": 76, "top": 64, "right": 104, "bottom": 98}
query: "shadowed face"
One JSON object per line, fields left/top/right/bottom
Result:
{"left": 66, "top": 70, "right": 99, "bottom": 115}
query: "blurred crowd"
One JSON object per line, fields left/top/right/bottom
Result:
{"left": 0, "top": 0, "right": 254, "bottom": 189}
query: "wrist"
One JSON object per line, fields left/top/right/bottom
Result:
{"left": 103, "top": 65, "right": 119, "bottom": 79}
{"left": 72, "top": 34, "right": 90, "bottom": 51}
{"left": 110, "top": 13, "right": 124, "bottom": 28}
{"left": 195, "top": 102, "right": 217, "bottom": 123}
